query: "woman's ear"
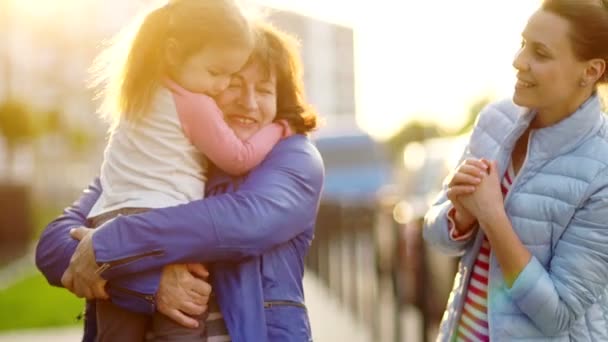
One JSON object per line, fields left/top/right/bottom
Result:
{"left": 584, "top": 58, "right": 606, "bottom": 85}
{"left": 164, "top": 38, "right": 181, "bottom": 69}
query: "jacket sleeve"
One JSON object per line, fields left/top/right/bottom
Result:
{"left": 421, "top": 100, "right": 509, "bottom": 256}
{"left": 422, "top": 141, "right": 479, "bottom": 256}
{"left": 35, "top": 179, "right": 161, "bottom": 315}
{"left": 92, "top": 136, "right": 325, "bottom": 280}
{"left": 506, "top": 166, "right": 608, "bottom": 336}
{"left": 35, "top": 179, "right": 102, "bottom": 286}
{"left": 173, "top": 89, "right": 286, "bottom": 176}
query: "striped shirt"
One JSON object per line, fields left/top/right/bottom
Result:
{"left": 206, "top": 293, "right": 231, "bottom": 341}
{"left": 455, "top": 163, "right": 514, "bottom": 342}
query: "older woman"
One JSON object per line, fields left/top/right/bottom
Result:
{"left": 36, "top": 21, "right": 324, "bottom": 342}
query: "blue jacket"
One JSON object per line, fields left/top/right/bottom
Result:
{"left": 36, "top": 135, "right": 325, "bottom": 342}
{"left": 423, "top": 95, "right": 608, "bottom": 341}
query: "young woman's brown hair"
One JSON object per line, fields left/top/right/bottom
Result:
{"left": 542, "top": 0, "right": 608, "bottom": 85}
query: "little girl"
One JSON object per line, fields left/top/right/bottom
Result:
{"left": 86, "top": 0, "right": 289, "bottom": 341}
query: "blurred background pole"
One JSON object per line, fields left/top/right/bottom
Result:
{"left": 2, "top": 0, "right": 12, "bottom": 101}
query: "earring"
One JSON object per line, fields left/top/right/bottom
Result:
{"left": 580, "top": 80, "right": 588, "bottom": 87}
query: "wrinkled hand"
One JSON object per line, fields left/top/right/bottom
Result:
{"left": 459, "top": 160, "right": 505, "bottom": 226}
{"left": 157, "top": 263, "right": 211, "bottom": 328}
{"left": 446, "top": 159, "right": 489, "bottom": 232}
{"left": 61, "top": 227, "right": 108, "bottom": 300}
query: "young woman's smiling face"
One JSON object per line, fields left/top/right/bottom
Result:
{"left": 512, "top": 9, "right": 590, "bottom": 118}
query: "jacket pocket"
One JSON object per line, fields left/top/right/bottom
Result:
{"left": 264, "top": 301, "right": 312, "bottom": 342}
{"left": 96, "top": 250, "right": 164, "bottom": 277}
{"left": 107, "top": 284, "right": 156, "bottom": 315}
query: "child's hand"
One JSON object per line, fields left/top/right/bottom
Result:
{"left": 276, "top": 119, "right": 294, "bottom": 138}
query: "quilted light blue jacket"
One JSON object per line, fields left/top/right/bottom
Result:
{"left": 423, "top": 95, "right": 608, "bottom": 341}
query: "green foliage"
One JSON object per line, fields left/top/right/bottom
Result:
{"left": 32, "top": 204, "right": 62, "bottom": 240}
{"left": 0, "top": 100, "right": 35, "bottom": 148}
{"left": 0, "top": 273, "right": 84, "bottom": 331}
{"left": 66, "top": 127, "right": 94, "bottom": 155}
{"left": 385, "top": 96, "right": 494, "bottom": 161}
{"left": 0, "top": 101, "right": 67, "bottom": 148}
{"left": 454, "top": 96, "right": 493, "bottom": 136}
{"left": 385, "top": 121, "right": 441, "bottom": 161}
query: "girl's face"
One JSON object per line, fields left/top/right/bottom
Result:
{"left": 170, "top": 44, "right": 251, "bottom": 96}
{"left": 512, "top": 10, "right": 590, "bottom": 118}
{"left": 215, "top": 59, "right": 278, "bottom": 141}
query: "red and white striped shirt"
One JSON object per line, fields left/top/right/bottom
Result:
{"left": 452, "top": 163, "right": 514, "bottom": 342}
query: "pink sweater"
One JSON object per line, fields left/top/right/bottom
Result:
{"left": 169, "top": 81, "right": 288, "bottom": 176}
{"left": 89, "top": 82, "right": 288, "bottom": 218}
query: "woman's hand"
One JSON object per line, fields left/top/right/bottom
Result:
{"left": 156, "top": 263, "right": 212, "bottom": 328}
{"left": 61, "top": 227, "right": 108, "bottom": 300}
{"left": 459, "top": 160, "right": 506, "bottom": 228}
{"left": 446, "top": 159, "right": 488, "bottom": 234}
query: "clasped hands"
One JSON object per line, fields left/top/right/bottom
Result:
{"left": 61, "top": 227, "right": 211, "bottom": 328}
{"left": 446, "top": 158, "right": 505, "bottom": 234}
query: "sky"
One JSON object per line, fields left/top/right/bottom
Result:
{"left": 7, "top": 0, "right": 541, "bottom": 140}
{"left": 254, "top": 0, "right": 540, "bottom": 139}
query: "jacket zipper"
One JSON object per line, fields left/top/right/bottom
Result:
{"left": 487, "top": 130, "right": 534, "bottom": 339}
{"left": 263, "top": 300, "right": 307, "bottom": 309}
{"left": 502, "top": 130, "right": 534, "bottom": 206}
{"left": 110, "top": 284, "right": 156, "bottom": 304}
{"left": 96, "top": 250, "right": 164, "bottom": 275}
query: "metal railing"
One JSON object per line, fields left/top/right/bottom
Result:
{"left": 306, "top": 199, "right": 457, "bottom": 341}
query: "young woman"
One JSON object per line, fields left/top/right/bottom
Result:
{"left": 424, "top": 0, "right": 608, "bottom": 340}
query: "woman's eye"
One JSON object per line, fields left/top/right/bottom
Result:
{"left": 258, "top": 88, "right": 273, "bottom": 95}
{"left": 535, "top": 50, "right": 548, "bottom": 59}
{"left": 208, "top": 69, "right": 220, "bottom": 76}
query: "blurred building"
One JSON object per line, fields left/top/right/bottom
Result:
{"left": 0, "top": 1, "right": 356, "bottom": 198}
{"left": 2, "top": 1, "right": 355, "bottom": 132}
{"left": 1, "top": 0, "right": 147, "bottom": 127}
{"left": 267, "top": 10, "right": 356, "bottom": 123}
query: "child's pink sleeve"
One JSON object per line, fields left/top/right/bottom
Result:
{"left": 171, "top": 88, "right": 288, "bottom": 176}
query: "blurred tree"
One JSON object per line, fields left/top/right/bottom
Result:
{"left": 66, "top": 127, "right": 94, "bottom": 156}
{"left": 0, "top": 101, "right": 67, "bottom": 179}
{"left": 454, "top": 96, "right": 493, "bottom": 136}
{"left": 385, "top": 121, "right": 441, "bottom": 162}
{"left": 0, "top": 100, "right": 35, "bottom": 262}
{"left": 0, "top": 100, "right": 35, "bottom": 179}
{"left": 385, "top": 96, "right": 494, "bottom": 162}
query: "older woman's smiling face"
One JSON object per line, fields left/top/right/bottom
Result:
{"left": 214, "top": 59, "right": 278, "bottom": 141}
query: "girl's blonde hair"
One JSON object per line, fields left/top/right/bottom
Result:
{"left": 90, "top": 0, "right": 253, "bottom": 129}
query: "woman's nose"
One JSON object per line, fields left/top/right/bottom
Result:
{"left": 238, "top": 88, "right": 258, "bottom": 111}
{"left": 512, "top": 48, "right": 529, "bottom": 71}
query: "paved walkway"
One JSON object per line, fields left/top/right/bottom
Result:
{"left": 0, "top": 270, "right": 372, "bottom": 342}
